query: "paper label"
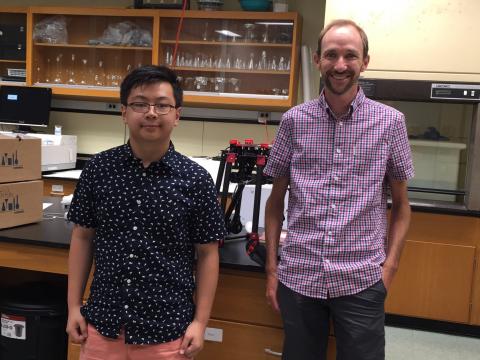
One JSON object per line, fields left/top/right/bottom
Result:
{"left": 1, "top": 313, "right": 26, "bottom": 340}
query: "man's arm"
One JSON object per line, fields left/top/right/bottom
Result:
{"left": 66, "top": 224, "right": 95, "bottom": 343}
{"left": 180, "top": 241, "right": 219, "bottom": 358}
{"left": 264, "top": 176, "right": 289, "bottom": 312}
{"left": 383, "top": 179, "right": 411, "bottom": 290}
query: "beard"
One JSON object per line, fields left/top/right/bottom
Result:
{"left": 324, "top": 69, "right": 358, "bottom": 96}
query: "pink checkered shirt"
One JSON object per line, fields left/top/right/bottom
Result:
{"left": 264, "top": 88, "right": 414, "bottom": 298}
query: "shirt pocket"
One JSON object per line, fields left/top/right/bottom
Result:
{"left": 351, "top": 139, "right": 388, "bottom": 182}
{"left": 350, "top": 139, "right": 389, "bottom": 205}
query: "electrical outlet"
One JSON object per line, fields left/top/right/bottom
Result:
{"left": 106, "top": 103, "right": 119, "bottom": 111}
{"left": 257, "top": 112, "right": 270, "bottom": 124}
{"left": 204, "top": 327, "right": 223, "bottom": 342}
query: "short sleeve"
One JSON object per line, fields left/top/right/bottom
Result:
{"left": 387, "top": 114, "right": 415, "bottom": 181}
{"left": 188, "top": 173, "right": 227, "bottom": 244}
{"left": 264, "top": 113, "right": 293, "bottom": 178}
{"left": 67, "top": 159, "right": 98, "bottom": 228}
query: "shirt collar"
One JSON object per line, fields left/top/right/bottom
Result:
{"left": 122, "top": 141, "right": 177, "bottom": 170}
{"left": 318, "top": 86, "right": 366, "bottom": 121}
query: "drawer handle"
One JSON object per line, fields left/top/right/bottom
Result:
{"left": 264, "top": 348, "right": 282, "bottom": 357}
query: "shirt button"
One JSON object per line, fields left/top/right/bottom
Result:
{"left": 333, "top": 176, "right": 339, "bottom": 182}
{"left": 126, "top": 279, "right": 131, "bottom": 284}
{"left": 327, "top": 231, "right": 333, "bottom": 236}
{"left": 133, "top": 226, "right": 138, "bottom": 231}
{"left": 331, "top": 204, "right": 336, "bottom": 210}
{"left": 339, "top": 121, "right": 344, "bottom": 126}
{"left": 336, "top": 148, "right": 341, "bottom": 154}
{"left": 124, "top": 305, "right": 129, "bottom": 309}
{"left": 129, "top": 254, "right": 134, "bottom": 258}
{"left": 136, "top": 199, "right": 141, "bottom": 205}
{"left": 142, "top": 172, "right": 147, "bottom": 177}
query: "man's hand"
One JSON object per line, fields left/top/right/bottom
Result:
{"left": 381, "top": 264, "right": 397, "bottom": 291}
{"left": 66, "top": 306, "right": 88, "bottom": 344}
{"left": 266, "top": 271, "right": 280, "bottom": 312}
{"left": 179, "top": 320, "right": 206, "bottom": 358}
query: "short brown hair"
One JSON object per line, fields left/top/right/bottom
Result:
{"left": 317, "top": 19, "right": 369, "bottom": 59}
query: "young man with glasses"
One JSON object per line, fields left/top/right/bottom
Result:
{"left": 66, "top": 65, "right": 226, "bottom": 360}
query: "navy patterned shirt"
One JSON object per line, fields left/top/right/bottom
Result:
{"left": 68, "top": 142, "right": 226, "bottom": 344}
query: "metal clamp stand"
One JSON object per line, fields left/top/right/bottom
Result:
{"left": 216, "top": 140, "right": 270, "bottom": 267}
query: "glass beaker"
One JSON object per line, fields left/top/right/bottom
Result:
{"left": 194, "top": 76, "right": 209, "bottom": 92}
{"left": 244, "top": 23, "right": 256, "bottom": 43}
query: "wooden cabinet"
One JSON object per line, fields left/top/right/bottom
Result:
{"left": 159, "top": 11, "right": 301, "bottom": 110}
{"left": 471, "top": 247, "right": 480, "bottom": 325}
{"left": 0, "top": 8, "right": 27, "bottom": 84}
{"left": 43, "top": 177, "right": 77, "bottom": 196}
{"left": 197, "top": 319, "right": 284, "bottom": 360}
{"left": 385, "top": 212, "right": 480, "bottom": 324}
{"left": 28, "top": 7, "right": 158, "bottom": 100}
{"left": 386, "top": 240, "right": 475, "bottom": 323}
{"left": 68, "top": 342, "right": 81, "bottom": 360}
{"left": 0, "top": 6, "right": 303, "bottom": 110}
{"left": 203, "top": 269, "right": 336, "bottom": 359}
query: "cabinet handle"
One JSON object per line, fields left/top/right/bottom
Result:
{"left": 264, "top": 348, "right": 282, "bottom": 357}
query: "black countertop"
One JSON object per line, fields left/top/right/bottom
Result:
{"left": 0, "top": 197, "right": 263, "bottom": 271}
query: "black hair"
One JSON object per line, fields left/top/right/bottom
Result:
{"left": 120, "top": 65, "right": 183, "bottom": 108}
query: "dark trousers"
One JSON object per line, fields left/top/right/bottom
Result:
{"left": 277, "top": 280, "right": 387, "bottom": 360}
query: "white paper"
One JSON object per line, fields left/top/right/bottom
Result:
{"left": 42, "top": 203, "right": 53, "bottom": 210}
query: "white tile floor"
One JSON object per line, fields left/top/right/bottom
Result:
{"left": 386, "top": 326, "right": 480, "bottom": 360}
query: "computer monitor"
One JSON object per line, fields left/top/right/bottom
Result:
{"left": 0, "top": 85, "right": 52, "bottom": 133}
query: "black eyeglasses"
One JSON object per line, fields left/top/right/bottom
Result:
{"left": 127, "top": 102, "right": 177, "bottom": 115}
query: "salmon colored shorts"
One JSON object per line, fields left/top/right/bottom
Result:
{"left": 80, "top": 324, "right": 191, "bottom": 360}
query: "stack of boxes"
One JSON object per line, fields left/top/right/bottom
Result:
{"left": 0, "top": 133, "right": 43, "bottom": 230}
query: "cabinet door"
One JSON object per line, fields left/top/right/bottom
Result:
{"left": 199, "top": 319, "right": 336, "bottom": 360}
{"left": 67, "top": 340, "right": 81, "bottom": 360}
{"left": 385, "top": 240, "right": 475, "bottom": 323}
{"left": 0, "top": 9, "right": 26, "bottom": 84}
{"left": 470, "top": 247, "right": 480, "bottom": 325}
{"left": 29, "top": 7, "right": 157, "bottom": 98}
{"left": 213, "top": 271, "right": 283, "bottom": 328}
{"left": 159, "top": 11, "right": 301, "bottom": 110}
{"left": 198, "top": 319, "right": 283, "bottom": 360}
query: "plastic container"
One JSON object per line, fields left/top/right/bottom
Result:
{"left": 198, "top": 0, "right": 224, "bottom": 11}
{"left": 0, "top": 282, "right": 68, "bottom": 360}
{"left": 273, "top": 0, "right": 288, "bottom": 12}
{"left": 239, "top": 0, "right": 272, "bottom": 11}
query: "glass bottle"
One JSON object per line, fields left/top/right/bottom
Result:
{"left": 258, "top": 51, "right": 268, "bottom": 70}
{"left": 78, "top": 58, "right": 89, "bottom": 85}
{"left": 33, "top": 59, "right": 42, "bottom": 84}
{"left": 94, "top": 60, "right": 106, "bottom": 87}
{"left": 53, "top": 53, "right": 63, "bottom": 84}
{"left": 248, "top": 53, "right": 255, "bottom": 70}
{"left": 66, "top": 53, "right": 76, "bottom": 85}
{"left": 44, "top": 58, "right": 51, "bottom": 83}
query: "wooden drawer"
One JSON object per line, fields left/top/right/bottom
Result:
{"left": 67, "top": 340, "right": 81, "bottom": 360}
{"left": 199, "top": 319, "right": 335, "bottom": 360}
{"left": 198, "top": 319, "right": 283, "bottom": 360}
{"left": 212, "top": 270, "right": 283, "bottom": 328}
{"left": 43, "top": 178, "right": 77, "bottom": 196}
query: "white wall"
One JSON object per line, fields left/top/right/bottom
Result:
{"left": 325, "top": 0, "right": 480, "bottom": 82}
